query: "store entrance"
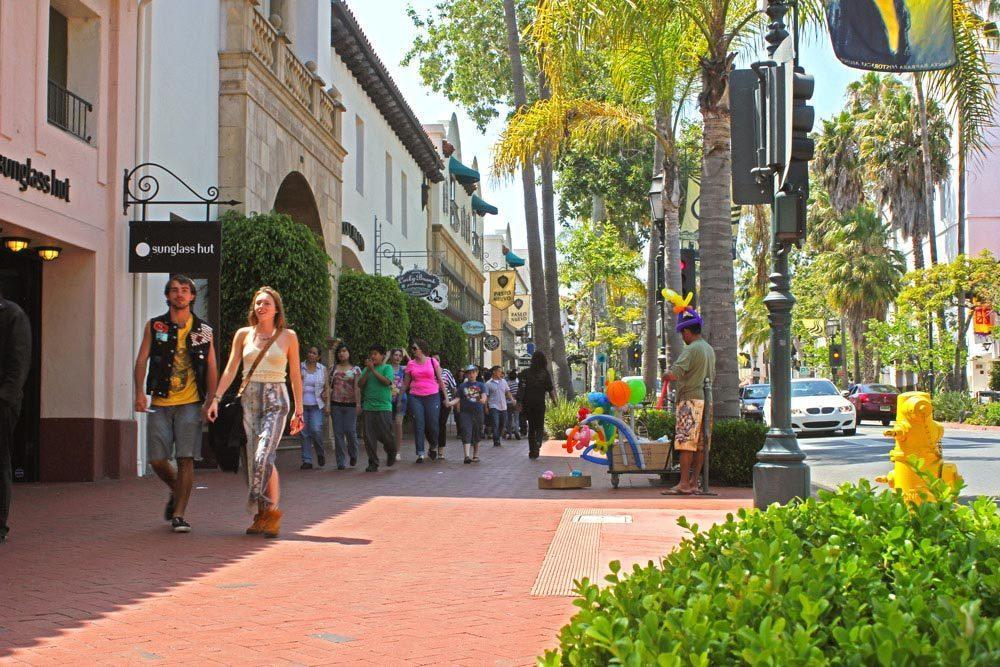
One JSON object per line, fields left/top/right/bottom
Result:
{"left": 0, "top": 250, "right": 42, "bottom": 482}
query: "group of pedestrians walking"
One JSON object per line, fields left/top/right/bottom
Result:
{"left": 124, "top": 275, "right": 560, "bottom": 539}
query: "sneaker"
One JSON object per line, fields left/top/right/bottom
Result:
{"left": 416, "top": 455, "right": 425, "bottom": 464}
{"left": 437, "top": 450, "right": 446, "bottom": 461}
{"left": 464, "top": 456, "right": 472, "bottom": 464}
{"left": 171, "top": 517, "right": 192, "bottom": 533}
{"left": 300, "top": 462, "right": 313, "bottom": 470}
{"left": 164, "top": 495, "right": 175, "bottom": 522}
{"left": 387, "top": 452, "right": 397, "bottom": 467}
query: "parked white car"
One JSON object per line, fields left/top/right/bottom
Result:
{"left": 763, "top": 378, "right": 856, "bottom": 436}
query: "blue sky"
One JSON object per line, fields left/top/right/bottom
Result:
{"left": 347, "top": 1, "right": 864, "bottom": 247}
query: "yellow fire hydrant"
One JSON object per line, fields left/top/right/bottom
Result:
{"left": 876, "top": 391, "right": 961, "bottom": 503}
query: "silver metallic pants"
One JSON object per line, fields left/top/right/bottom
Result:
{"left": 241, "top": 382, "right": 289, "bottom": 512}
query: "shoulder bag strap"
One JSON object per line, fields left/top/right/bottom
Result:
{"left": 236, "top": 330, "right": 280, "bottom": 397}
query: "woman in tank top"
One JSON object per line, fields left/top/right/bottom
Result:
{"left": 401, "top": 338, "right": 447, "bottom": 463}
{"left": 207, "top": 286, "right": 303, "bottom": 538}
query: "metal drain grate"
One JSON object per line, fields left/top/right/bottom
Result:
{"left": 531, "top": 509, "right": 631, "bottom": 596}
{"left": 573, "top": 514, "right": 632, "bottom": 524}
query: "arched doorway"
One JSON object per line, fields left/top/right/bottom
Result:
{"left": 274, "top": 171, "right": 323, "bottom": 240}
{"left": 342, "top": 247, "right": 364, "bottom": 272}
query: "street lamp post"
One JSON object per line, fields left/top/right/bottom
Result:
{"left": 649, "top": 175, "right": 667, "bottom": 374}
{"left": 752, "top": 0, "right": 811, "bottom": 508}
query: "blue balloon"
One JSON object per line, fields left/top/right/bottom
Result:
{"left": 579, "top": 444, "right": 608, "bottom": 465}
{"left": 587, "top": 392, "right": 611, "bottom": 409}
{"left": 581, "top": 413, "right": 645, "bottom": 469}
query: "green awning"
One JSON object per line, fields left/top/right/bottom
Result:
{"left": 449, "top": 155, "right": 480, "bottom": 184}
{"left": 471, "top": 194, "right": 498, "bottom": 215}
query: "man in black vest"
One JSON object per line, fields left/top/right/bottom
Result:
{"left": 0, "top": 290, "right": 31, "bottom": 544}
{"left": 134, "top": 276, "right": 217, "bottom": 533}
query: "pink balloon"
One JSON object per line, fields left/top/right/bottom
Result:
{"left": 575, "top": 425, "right": 592, "bottom": 450}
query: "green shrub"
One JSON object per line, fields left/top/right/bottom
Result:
{"left": 967, "top": 401, "right": 1000, "bottom": 426}
{"left": 545, "top": 397, "right": 584, "bottom": 439}
{"left": 542, "top": 479, "right": 1000, "bottom": 665}
{"left": 220, "top": 211, "right": 331, "bottom": 359}
{"left": 991, "top": 360, "right": 1000, "bottom": 392}
{"left": 933, "top": 391, "right": 976, "bottom": 423}
{"left": 634, "top": 409, "right": 765, "bottom": 487}
{"left": 334, "top": 270, "right": 409, "bottom": 360}
{"left": 438, "top": 318, "right": 468, "bottom": 372}
{"left": 406, "top": 295, "right": 443, "bottom": 354}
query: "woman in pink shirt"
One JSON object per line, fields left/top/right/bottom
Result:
{"left": 401, "top": 338, "right": 447, "bottom": 463}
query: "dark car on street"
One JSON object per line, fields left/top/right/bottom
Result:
{"left": 846, "top": 384, "right": 899, "bottom": 425}
{"left": 740, "top": 384, "right": 770, "bottom": 420}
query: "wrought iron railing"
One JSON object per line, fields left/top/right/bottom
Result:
{"left": 47, "top": 80, "right": 93, "bottom": 143}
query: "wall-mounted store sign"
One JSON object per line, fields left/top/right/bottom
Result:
{"left": 483, "top": 334, "right": 500, "bottom": 351}
{"left": 341, "top": 220, "right": 365, "bottom": 251}
{"left": 128, "top": 221, "right": 221, "bottom": 274}
{"left": 0, "top": 154, "right": 72, "bottom": 202}
{"left": 462, "top": 320, "right": 486, "bottom": 336}
{"left": 397, "top": 268, "right": 440, "bottom": 298}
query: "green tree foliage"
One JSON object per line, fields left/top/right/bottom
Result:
{"left": 865, "top": 316, "right": 957, "bottom": 392}
{"left": 403, "top": 0, "right": 537, "bottom": 131}
{"left": 220, "top": 211, "right": 331, "bottom": 358}
{"left": 334, "top": 270, "right": 410, "bottom": 361}
{"left": 406, "top": 295, "right": 444, "bottom": 355}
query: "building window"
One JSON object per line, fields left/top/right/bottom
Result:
{"left": 401, "top": 172, "right": 408, "bottom": 237}
{"left": 355, "top": 116, "right": 365, "bottom": 194}
{"left": 385, "top": 153, "right": 393, "bottom": 223}
{"left": 47, "top": 2, "right": 99, "bottom": 144}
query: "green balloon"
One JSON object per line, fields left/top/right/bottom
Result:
{"left": 625, "top": 378, "right": 646, "bottom": 404}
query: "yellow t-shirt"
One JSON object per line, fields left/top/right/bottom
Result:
{"left": 152, "top": 317, "right": 200, "bottom": 407}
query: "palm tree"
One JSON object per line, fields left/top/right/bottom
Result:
{"left": 813, "top": 111, "right": 864, "bottom": 217}
{"left": 819, "top": 206, "right": 906, "bottom": 382}
{"left": 494, "top": 0, "right": 702, "bottom": 396}
{"left": 501, "top": 0, "right": 550, "bottom": 365}
{"left": 853, "top": 74, "right": 950, "bottom": 271}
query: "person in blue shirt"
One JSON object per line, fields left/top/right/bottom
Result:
{"left": 451, "top": 365, "right": 487, "bottom": 464}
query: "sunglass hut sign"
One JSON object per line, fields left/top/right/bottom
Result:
{"left": 0, "top": 154, "right": 72, "bottom": 202}
{"left": 128, "top": 221, "right": 221, "bottom": 274}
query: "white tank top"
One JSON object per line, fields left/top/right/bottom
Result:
{"left": 242, "top": 329, "right": 288, "bottom": 383}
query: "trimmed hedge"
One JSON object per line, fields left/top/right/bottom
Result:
{"left": 542, "top": 479, "right": 1000, "bottom": 664}
{"left": 220, "top": 211, "right": 331, "bottom": 358}
{"left": 439, "top": 318, "right": 468, "bottom": 371}
{"left": 335, "top": 270, "right": 409, "bottom": 359}
{"left": 636, "top": 409, "right": 766, "bottom": 487}
{"left": 406, "top": 295, "right": 444, "bottom": 356}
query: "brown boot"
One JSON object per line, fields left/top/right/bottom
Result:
{"left": 245, "top": 513, "right": 264, "bottom": 535}
{"left": 260, "top": 508, "right": 283, "bottom": 538}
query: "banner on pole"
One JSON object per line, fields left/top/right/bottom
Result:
{"left": 508, "top": 295, "right": 530, "bottom": 330}
{"left": 489, "top": 270, "right": 516, "bottom": 310}
{"left": 825, "top": 0, "right": 956, "bottom": 72}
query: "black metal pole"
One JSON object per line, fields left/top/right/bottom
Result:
{"left": 753, "top": 0, "right": 810, "bottom": 508}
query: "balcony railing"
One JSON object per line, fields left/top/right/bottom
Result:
{"left": 47, "top": 80, "right": 93, "bottom": 143}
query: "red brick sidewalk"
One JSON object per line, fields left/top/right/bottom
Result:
{"left": 1, "top": 437, "right": 750, "bottom": 665}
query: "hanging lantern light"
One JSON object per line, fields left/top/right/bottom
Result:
{"left": 2, "top": 237, "right": 30, "bottom": 253}
{"left": 36, "top": 246, "right": 62, "bottom": 261}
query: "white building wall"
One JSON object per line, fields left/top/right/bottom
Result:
{"left": 330, "top": 54, "right": 428, "bottom": 273}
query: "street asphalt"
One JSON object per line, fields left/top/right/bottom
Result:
{"left": 793, "top": 423, "right": 1000, "bottom": 500}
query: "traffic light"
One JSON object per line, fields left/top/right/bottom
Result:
{"left": 630, "top": 343, "right": 642, "bottom": 371}
{"left": 784, "top": 66, "right": 815, "bottom": 198}
{"left": 680, "top": 248, "right": 697, "bottom": 304}
{"left": 829, "top": 344, "right": 843, "bottom": 369}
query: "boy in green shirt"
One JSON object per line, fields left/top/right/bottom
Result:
{"left": 359, "top": 344, "right": 396, "bottom": 471}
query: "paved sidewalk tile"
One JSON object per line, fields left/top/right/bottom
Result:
{"left": 1, "top": 435, "right": 750, "bottom": 665}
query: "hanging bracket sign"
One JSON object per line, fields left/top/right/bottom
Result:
{"left": 489, "top": 270, "right": 516, "bottom": 310}
{"left": 508, "top": 295, "right": 530, "bottom": 330}
{"left": 397, "top": 268, "right": 441, "bottom": 298}
{"left": 128, "top": 221, "right": 221, "bottom": 274}
{"left": 462, "top": 320, "right": 486, "bottom": 336}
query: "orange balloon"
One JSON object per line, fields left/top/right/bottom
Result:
{"left": 606, "top": 380, "right": 631, "bottom": 408}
